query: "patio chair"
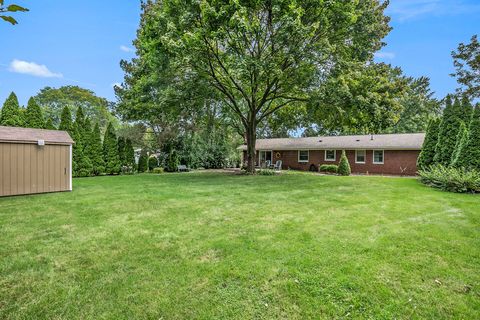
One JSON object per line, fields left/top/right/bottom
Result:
{"left": 265, "top": 160, "right": 271, "bottom": 169}
{"left": 273, "top": 160, "right": 282, "bottom": 171}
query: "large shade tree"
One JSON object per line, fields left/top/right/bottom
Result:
{"left": 120, "top": 0, "right": 391, "bottom": 173}
{"left": 451, "top": 35, "right": 479, "bottom": 99}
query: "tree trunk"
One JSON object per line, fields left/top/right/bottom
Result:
{"left": 245, "top": 122, "right": 257, "bottom": 174}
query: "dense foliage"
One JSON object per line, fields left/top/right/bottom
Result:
{"left": 137, "top": 149, "right": 148, "bottom": 173}
{"left": 319, "top": 164, "right": 338, "bottom": 174}
{"left": 24, "top": 97, "right": 45, "bottom": 128}
{"left": 0, "top": 92, "right": 24, "bottom": 127}
{"left": 419, "top": 165, "right": 480, "bottom": 193}
{"left": 451, "top": 35, "right": 480, "bottom": 99}
{"left": 453, "top": 104, "right": 480, "bottom": 171}
{"left": 103, "top": 122, "right": 121, "bottom": 175}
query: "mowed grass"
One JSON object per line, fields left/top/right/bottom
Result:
{"left": 0, "top": 172, "right": 479, "bottom": 319}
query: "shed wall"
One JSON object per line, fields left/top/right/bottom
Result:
{"left": 0, "top": 143, "right": 71, "bottom": 196}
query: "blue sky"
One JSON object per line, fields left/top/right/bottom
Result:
{"left": 1, "top": 0, "right": 479, "bottom": 106}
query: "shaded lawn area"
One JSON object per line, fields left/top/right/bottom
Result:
{"left": 0, "top": 172, "right": 479, "bottom": 319}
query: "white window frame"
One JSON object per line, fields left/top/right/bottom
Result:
{"left": 298, "top": 150, "right": 309, "bottom": 163}
{"left": 373, "top": 150, "right": 384, "bottom": 164}
{"left": 324, "top": 150, "right": 336, "bottom": 162}
{"left": 355, "top": 150, "right": 366, "bottom": 164}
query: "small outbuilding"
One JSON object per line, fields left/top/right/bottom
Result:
{"left": 0, "top": 126, "right": 74, "bottom": 197}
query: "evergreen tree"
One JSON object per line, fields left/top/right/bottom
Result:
{"left": 166, "top": 148, "right": 179, "bottom": 172}
{"left": 337, "top": 150, "right": 351, "bottom": 176}
{"left": 44, "top": 117, "right": 56, "bottom": 130}
{"left": 91, "top": 122, "right": 105, "bottom": 175}
{"left": 454, "top": 104, "right": 480, "bottom": 170}
{"left": 460, "top": 95, "right": 473, "bottom": 124}
{"left": 0, "top": 92, "right": 24, "bottom": 127}
{"left": 148, "top": 155, "right": 158, "bottom": 171}
{"left": 137, "top": 149, "right": 148, "bottom": 173}
{"left": 125, "top": 138, "right": 136, "bottom": 170}
{"left": 434, "top": 96, "right": 464, "bottom": 166}
{"left": 417, "top": 118, "right": 440, "bottom": 169}
{"left": 71, "top": 125, "right": 93, "bottom": 177}
{"left": 451, "top": 122, "right": 468, "bottom": 167}
{"left": 103, "top": 122, "right": 121, "bottom": 174}
{"left": 75, "top": 105, "right": 86, "bottom": 129}
{"left": 117, "top": 136, "right": 126, "bottom": 166}
{"left": 24, "top": 97, "right": 45, "bottom": 128}
{"left": 59, "top": 106, "right": 73, "bottom": 133}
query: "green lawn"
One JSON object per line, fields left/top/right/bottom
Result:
{"left": 0, "top": 172, "right": 479, "bottom": 319}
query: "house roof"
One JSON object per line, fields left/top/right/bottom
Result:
{"left": 0, "top": 126, "right": 74, "bottom": 145}
{"left": 237, "top": 133, "right": 425, "bottom": 151}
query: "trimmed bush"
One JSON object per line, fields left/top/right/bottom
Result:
{"left": 166, "top": 149, "right": 179, "bottom": 172}
{"left": 337, "top": 150, "right": 351, "bottom": 176}
{"left": 257, "top": 169, "right": 276, "bottom": 175}
{"left": 417, "top": 118, "right": 440, "bottom": 169}
{"left": 148, "top": 155, "right": 158, "bottom": 171}
{"left": 419, "top": 165, "right": 480, "bottom": 193}
{"left": 319, "top": 164, "right": 338, "bottom": 173}
{"left": 152, "top": 167, "right": 164, "bottom": 174}
{"left": 137, "top": 149, "right": 148, "bottom": 173}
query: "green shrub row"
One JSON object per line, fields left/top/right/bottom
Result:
{"left": 257, "top": 169, "right": 277, "bottom": 176}
{"left": 418, "top": 165, "right": 480, "bottom": 193}
{"left": 151, "top": 167, "right": 165, "bottom": 174}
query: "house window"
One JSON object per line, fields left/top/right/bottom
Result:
{"left": 298, "top": 150, "right": 309, "bottom": 162}
{"left": 325, "top": 150, "right": 336, "bottom": 161}
{"left": 373, "top": 150, "right": 384, "bottom": 164}
{"left": 355, "top": 150, "right": 366, "bottom": 164}
{"left": 259, "top": 150, "right": 272, "bottom": 164}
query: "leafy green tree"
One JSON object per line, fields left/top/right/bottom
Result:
{"left": 44, "top": 117, "right": 56, "bottom": 130}
{"left": 0, "top": 92, "right": 24, "bottom": 127}
{"left": 454, "top": 104, "right": 480, "bottom": 170}
{"left": 434, "top": 96, "right": 464, "bottom": 166}
{"left": 451, "top": 35, "right": 480, "bottom": 99}
{"left": 90, "top": 123, "right": 105, "bottom": 175}
{"left": 417, "top": 118, "right": 440, "bottom": 170}
{"left": 117, "top": 136, "right": 126, "bottom": 167}
{"left": 103, "top": 122, "right": 121, "bottom": 174}
{"left": 59, "top": 106, "right": 73, "bottom": 133}
{"left": 451, "top": 122, "right": 469, "bottom": 167}
{"left": 337, "top": 150, "right": 351, "bottom": 176}
{"left": 125, "top": 138, "right": 136, "bottom": 170}
{"left": 166, "top": 149, "right": 179, "bottom": 173}
{"left": 33, "top": 86, "right": 116, "bottom": 128}
{"left": 137, "top": 149, "right": 148, "bottom": 173}
{"left": 0, "top": 1, "right": 28, "bottom": 25}
{"left": 120, "top": 0, "right": 390, "bottom": 173}
{"left": 148, "top": 155, "right": 158, "bottom": 171}
{"left": 24, "top": 97, "right": 45, "bottom": 128}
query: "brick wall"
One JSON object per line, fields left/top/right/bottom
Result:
{"left": 243, "top": 149, "right": 420, "bottom": 175}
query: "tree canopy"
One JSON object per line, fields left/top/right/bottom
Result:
{"left": 451, "top": 35, "right": 480, "bottom": 99}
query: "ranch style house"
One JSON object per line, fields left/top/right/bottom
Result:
{"left": 239, "top": 133, "right": 426, "bottom": 175}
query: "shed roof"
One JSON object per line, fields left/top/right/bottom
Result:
{"left": 0, "top": 126, "right": 74, "bottom": 145}
{"left": 238, "top": 133, "right": 425, "bottom": 151}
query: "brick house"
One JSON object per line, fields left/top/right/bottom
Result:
{"left": 239, "top": 133, "right": 425, "bottom": 175}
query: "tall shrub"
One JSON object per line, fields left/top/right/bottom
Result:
{"left": 137, "top": 149, "right": 148, "bottom": 173}
{"left": 454, "top": 104, "right": 480, "bottom": 171}
{"left": 125, "top": 138, "right": 136, "bottom": 170}
{"left": 90, "top": 123, "right": 105, "bottom": 175}
{"left": 25, "top": 97, "right": 45, "bottom": 128}
{"left": 166, "top": 149, "right": 179, "bottom": 172}
{"left": 337, "top": 150, "right": 351, "bottom": 176}
{"left": 0, "top": 92, "right": 24, "bottom": 127}
{"left": 418, "top": 118, "right": 440, "bottom": 169}
{"left": 45, "top": 117, "right": 56, "bottom": 130}
{"left": 117, "top": 136, "right": 126, "bottom": 166}
{"left": 451, "top": 122, "right": 468, "bottom": 167}
{"left": 59, "top": 106, "right": 73, "bottom": 133}
{"left": 434, "top": 96, "right": 464, "bottom": 166}
{"left": 103, "top": 122, "right": 121, "bottom": 174}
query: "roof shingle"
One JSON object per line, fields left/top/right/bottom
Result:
{"left": 0, "top": 126, "right": 74, "bottom": 145}
{"left": 238, "top": 133, "right": 425, "bottom": 151}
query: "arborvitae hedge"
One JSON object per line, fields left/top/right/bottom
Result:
{"left": 337, "top": 150, "right": 351, "bottom": 176}
{"left": 137, "top": 149, "right": 148, "bottom": 173}
{"left": 125, "top": 138, "right": 136, "bottom": 169}
{"left": 451, "top": 122, "right": 468, "bottom": 167}
{"left": 103, "top": 122, "right": 121, "bottom": 175}
{"left": 117, "top": 136, "right": 126, "bottom": 166}
{"left": 25, "top": 97, "right": 45, "bottom": 128}
{"left": 59, "top": 106, "right": 73, "bottom": 133}
{"left": 417, "top": 118, "right": 440, "bottom": 169}
{"left": 434, "top": 96, "right": 463, "bottom": 166}
{"left": 0, "top": 92, "right": 24, "bottom": 127}
{"left": 166, "top": 149, "right": 180, "bottom": 172}
{"left": 44, "top": 117, "right": 56, "bottom": 130}
{"left": 91, "top": 122, "right": 105, "bottom": 175}
{"left": 455, "top": 105, "right": 480, "bottom": 171}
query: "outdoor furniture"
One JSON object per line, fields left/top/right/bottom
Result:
{"left": 177, "top": 164, "right": 189, "bottom": 172}
{"left": 273, "top": 160, "right": 282, "bottom": 171}
{"left": 265, "top": 160, "right": 271, "bottom": 169}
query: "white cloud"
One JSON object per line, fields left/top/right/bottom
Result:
{"left": 374, "top": 51, "right": 396, "bottom": 59}
{"left": 387, "top": 0, "right": 480, "bottom": 21}
{"left": 120, "top": 45, "right": 134, "bottom": 53}
{"left": 9, "top": 59, "right": 62, "bottom": 78}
